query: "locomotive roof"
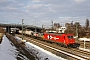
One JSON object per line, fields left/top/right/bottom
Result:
{"left": 44, "top": 32, "right": 73, "bottom": 36}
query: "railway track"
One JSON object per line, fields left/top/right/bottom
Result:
{"left": 71, "top": 48, "right": 89, "bottom": 55}
{"left": 16, "top": 34, "right": 90, "bottom": 60}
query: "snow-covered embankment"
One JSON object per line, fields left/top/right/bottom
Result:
{"left": 15, "top": 36, "right": 66, "bottom": 60}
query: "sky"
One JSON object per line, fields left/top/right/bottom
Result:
{"left": 0, "top": 0, "right": 90, "bottom": 27}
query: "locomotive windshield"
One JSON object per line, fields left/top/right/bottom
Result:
{"left": 67, "top": 36, "right": 73, "bottom": 39}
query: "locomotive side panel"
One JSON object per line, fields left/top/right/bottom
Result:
{"left": 43, "top": 33, "right": 80, "bottom": 48}
{"left": 43, "top": 33, "right": 67, "bottom": 44}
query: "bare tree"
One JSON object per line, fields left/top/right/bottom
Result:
{"left": 85, "top": 19, "right": 89, "bottom": 30}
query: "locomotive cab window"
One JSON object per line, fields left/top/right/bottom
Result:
{"left": 67, "top": 36, "right": 73, "bottom": 39}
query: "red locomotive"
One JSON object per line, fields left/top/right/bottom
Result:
{"left": 43, "top": 32, "right": 80, "bottom": 48}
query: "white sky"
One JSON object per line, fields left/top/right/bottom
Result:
{"left": 0, "top": 0, "right": 90, "bottom": 27}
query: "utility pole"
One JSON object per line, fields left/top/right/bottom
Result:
{"left": 35, "top": 20, "right": 36, "bottom": 32}
{"left": 42, "top": 25, "right": 44, "bottom": 32}
{"left": 22, "top": 19, "right": 24, "bottom": 40}
{"left": 76, "top": 24, "right": 78, "bottom": 40}
{"left": 51, "top": 20, "right": 53, "bottom": 30}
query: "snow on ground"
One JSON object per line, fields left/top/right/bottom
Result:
{"left": 15, "top": 36, "right": 66, "bottom": 60}
{"left": 78, "top": 37, "right": 90, "bottom": 41}
{"left": 25, "top": 42, "right": 66, "bottom": 60}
